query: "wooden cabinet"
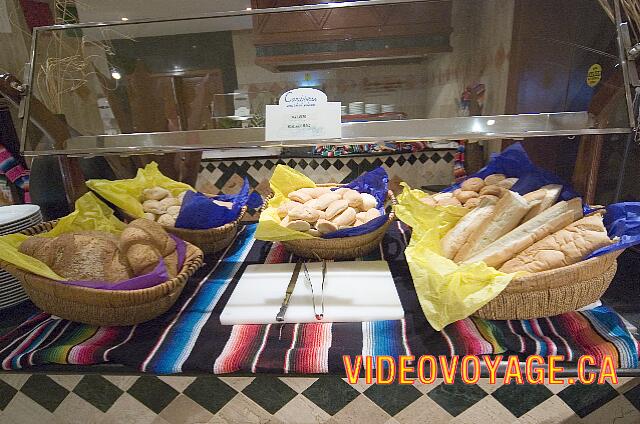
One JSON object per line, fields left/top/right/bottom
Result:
{"left": 250, "top": 1, "right": 452, "bottom": 71}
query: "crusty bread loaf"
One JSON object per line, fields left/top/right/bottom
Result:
{"left": 19, "top": 232, "right": 132, "bottom": 283}
{"left": 20, "top": 219, "right": 180, "bottom": 282}
{"left": 499, "top": 214, "right": 613, "bottom": 273}
{"left": 453, "top": 190, "right": 531, "bottom": 262}
{"left": 462, "top": 197, "right": 583, "bottom": 267}
{"left": 440, "top": 198, "right": 497, "bottom": 259}
{"left": 120, "top": 219, "right": 178, "bottom": 277}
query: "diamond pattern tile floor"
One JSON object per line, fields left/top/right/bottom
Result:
{"left": 73, "top": 375, "right": 123, "bottom": 412}
{"left": 363, "top": 382, "right": 422, "bottom": 416}
{"left": 558, "top": 381, "right": 619, "bottom": 418}
{"left": 242, "top": 376, "right": 298, "bottom": 414}
{"left": 182, "top": 376, "right": 237, "bottom": 414}
{"left": 624, "top": 383, "right": 640, "bottom": 410}
{"left": 127, "top": 376, "right": 179, "bottom": 414}
{"left": 19, "top": 374, "right": 69, "bottom": 413}
{"left": 491, "top": 382, "right": 553, "bottom": 417}
{"left": 0, "top": 374, "right": 639, "bottom": 422}
{"left": 0, "top": 378, "right": 17, "bottom": 410}
{"left": 427, "top": 380, "right": 488, "bottom": 417}
{"left": 302, "top": 376, "right": 360, "bottom": 416}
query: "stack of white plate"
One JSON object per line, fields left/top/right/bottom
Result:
{"left": 348, "top": 102, "right": 364, "bottom": 114}
{"left": 365, "top": 103, "right": 381, "bottom": 114}
{"left": 0, "top": 204, "right": 42, "bottom": 309}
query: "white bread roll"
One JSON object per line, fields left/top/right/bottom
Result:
{"left": 453, "top": 190, "right": 531, "bottom": 262}
{"left": 462, "top": 197, "right": 583, "bottom": 267}
{"left": 440, "top": 198, "right": 497, "bottom": 259}
{"left": 499, "top": 214, "right": 613, "bottom": 273}
{"left": 522, "top": 184, "right": 562, "bottom": 222}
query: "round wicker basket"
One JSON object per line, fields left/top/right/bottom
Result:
{"left": 120, "top": 205, "right": 247, "bottom": 255}
{"left": 0, "top": 221, "right": 204, "bottom": 326}
{"left": 277, "top": 184, "right": 397, "bottom": 260}
{"left": 473, "top": 250, "right": 622, "bottom": 320}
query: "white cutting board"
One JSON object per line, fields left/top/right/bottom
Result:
{"left": 220, "top": 261, "right": 403, "bottom": 325}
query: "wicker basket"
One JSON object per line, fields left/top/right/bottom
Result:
{"left": 120, "top": 205, "right": 247, "bottom": 255}
{"left": 277, "top": 184, "right": 397, "bottom": 260}
{"left": 473, "top": 250, "right": 622, "bottom": 320}
{"left": 0, "top": 221, "right": 204, "bottom": 326}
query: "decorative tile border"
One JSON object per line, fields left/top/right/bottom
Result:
{"left": 1, "top": 374, "right": 638, "bottom": 423}
{"left": 196, "top": 151, "right": 456, "bottom": 219}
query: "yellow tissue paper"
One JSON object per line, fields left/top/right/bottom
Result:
{"left": 254, "top": 164, "right": 317, "bottom": 241}
{"left": 394, "top": 183, "right": 517, "bottom": 330}
{"left": 0, "top": 192, "right": 126, "bottom": 281}
{"left": 86, "top": 162, "right": 193, "bottom": 218}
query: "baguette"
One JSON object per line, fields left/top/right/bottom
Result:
{"left": 440, "top": 198, "right": 497, "bottom": 259}
{"left": 499, "top": 213, "right": 613, "bottom": 273}
{"left": 522, "top": 184, "right": 562, "bottom": 222}
{"left": 462, "top": 197, "right": 583, "bottom": 267}
{"left": 453, "top": 190, "right": 531, "bottom": 262}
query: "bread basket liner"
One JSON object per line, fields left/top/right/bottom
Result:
{"left": 86, "top": 162, "right": 249, "bottom": 254}
{"left": 255, "top": 165, "right": 396, "bottom": 259}
{"left": 0, "top": 220, "right": 204, "bottom": 326}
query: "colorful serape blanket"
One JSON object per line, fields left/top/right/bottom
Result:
{"left": 0, "top": 223, "right": 638, "bottom": 373}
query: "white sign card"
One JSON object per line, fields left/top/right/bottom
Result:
{"left": 265, "top": 88, "right": 341, "bottom": 141}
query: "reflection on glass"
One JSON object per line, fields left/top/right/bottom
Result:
{"left": 23, "top": 0, "right": 630, "bottom": 153}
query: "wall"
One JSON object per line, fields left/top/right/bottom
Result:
{"left": 232, "top": 29, "right": 433, "bottom": 119}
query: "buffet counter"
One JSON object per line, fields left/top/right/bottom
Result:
{"left": 0, "top": 224, "right": 639, "bottom": 423}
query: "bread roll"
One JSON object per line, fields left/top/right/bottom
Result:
{"left": 143, "top": 212, "right": 156, "bottom": 221}
{"left": 453, "top": 190, "right": 531, "bottom": 262}
{"left": 464, "top": 198, "right": 481, "bottom": 208}
{"left": 307, "top": 228, "right": 321, "bottom": 237}
{"left": 307, "top": 192, "right": 341, "bottom": 210}
{"left": 479, "top": 185, "right": 505, "bottom": 197}
{"left": 361, "top": 193, "right": 378, "bottom": 211}
{"left": 455, "top": 190, "right": 479, "bottom": 203}
{"left": 440, "top": 198, "right": 497, "bottom": 259}
{"left": 437, "top": 197, "right": 462, "bottom": 207}
{"left": 316, "top": 219, "right": 338, "bottom": 234}
{"left": 484, "top": 174, "right": 506, "bottom": 185}
{"left": 288, "top": 204, "right": 321, "bottom": 222}
{"left": 461, "top": 177, "right": 485, "bottom": 192}
{"left": 288, "top": 189, "right": 313, "bottom": 203}
{"left": 499, "top": 214, "right": 613, "bottom": 273}
{"left": 325, "top": 199, "right": 349, "bottom": 220}
{"left": 157, "top": 214, "right": 176, "bottom": 227}
{"left": 166, "top": 206, "right": 181, "bottom": 216}
{"left": 433, "top": 192, "right": 453, "bottom": 201}
{"left": 496, "top": 178, "right": 518, "bottom": 189}
{"left": 159, "top": 197, "right": 180, "bottom": 209}
{"left": 342, "top": 190, "right": 363, "bottom": 209}
{"left": 286, "top": 220, "right": 311, "bottom": 232}
{"left": 277, "top": 201, "right": 301, "bottom": 218}
{"left": 462, "top": 197, "right": 583, "bottom": 267}
{"left": 332, "top": 207, "right": 357, "bottom": 227}
{"left": 522, "top": 184, "right": 562, "bottom": 222}
{"left": 366, "top": 208, "right": 381, "bottom": 220}
{"left": 142, "top": 199, "right": 165, "bottom": 214}
{"left": 143, "top": 187, "right": 170, "bottom": 201}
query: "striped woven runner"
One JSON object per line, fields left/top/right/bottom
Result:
{"left": 1, "top": 223, "right": 637, "bottom": 373}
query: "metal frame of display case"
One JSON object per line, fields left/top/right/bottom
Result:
{"left": 15, "top": 0, "right": 639, "bottom": 158}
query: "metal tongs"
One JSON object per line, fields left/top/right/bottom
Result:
{"left": 302, "top": 256, "right": 327, "bottom": 320}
